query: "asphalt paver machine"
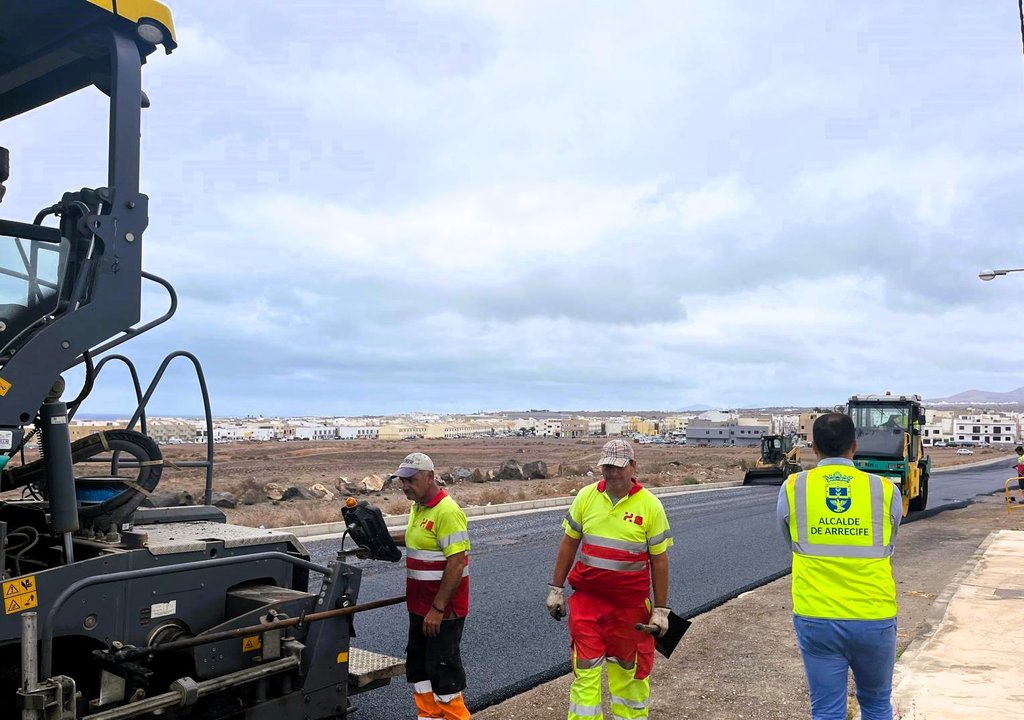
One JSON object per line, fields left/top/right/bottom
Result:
{"left": 0, "top": 3, "right": 404, "bottom": 718}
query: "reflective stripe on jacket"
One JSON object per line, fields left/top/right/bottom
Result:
{"left": 405, "top": 490, "right": 470, "bottom": 617}
{"left": 563, "top": 480, "right": 673, "bottom": 604}
{"left": 784, "top": 463, "right": 898, "bottom": 619}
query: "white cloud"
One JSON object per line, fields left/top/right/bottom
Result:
{"left": 794, "top": 150, "right": 1010, "bottom": 227}
{"left": 7, "top": 1, "right": 1024, "bottom": 415}
{"left": 655, "top": 175, "right": 754, "bottom": 230}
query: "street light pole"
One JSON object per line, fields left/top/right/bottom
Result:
{"left": 978, "top": 268, "right": 1024, "bottom": 281}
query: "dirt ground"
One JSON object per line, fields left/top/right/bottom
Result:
{"left": 1, "top": 438, "right": 1007, "bottom": 529}
{"left": 472, "top": 491, "right": 1023, "bottom": 720}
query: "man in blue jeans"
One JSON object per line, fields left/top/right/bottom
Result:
{"left": 778, "top": 413, "right": 902, "bottom": 720}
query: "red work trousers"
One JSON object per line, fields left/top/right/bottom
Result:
{"left": 568, "top": 591, "right": 655, "bottom": 677}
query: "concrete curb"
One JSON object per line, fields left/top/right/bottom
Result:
{"left": 930, "top": 454, "right": 1015, "bottom": 474}
{"left": 278, "top": 480, "right": 743, "bottom": 539}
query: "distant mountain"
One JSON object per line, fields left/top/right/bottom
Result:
{"left": 928, "top": 387, "right": 1024, "bottom": 404}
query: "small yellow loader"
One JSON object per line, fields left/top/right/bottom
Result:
{"left": 742, "top": 435, "right": 803, "bottom": 485}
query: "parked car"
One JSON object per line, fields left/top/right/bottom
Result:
{"left": 955, "top": 448, "right": 974, "bottom": 456}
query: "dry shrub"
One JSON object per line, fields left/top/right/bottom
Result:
{"left": 222, "top": 476, "right": 264, "bottom": 496}
{"left": 475, "top": 487, "right": 513, "bottom": 506}
{"left": 224, "top": 502, "right": 341, "bottom": 528}
{"left": 553, "top": 478, "right": 587, "bottom": 495}
{"left": 376, "top": 496, "right": 411, "bottom": 516}
{"left": 640, "top": 474, "right": 671, "bottom": 487}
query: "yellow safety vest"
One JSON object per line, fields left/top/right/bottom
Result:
{"left": 405, "top": 490, "right": 470, "bottom": 617}
{"left": 785, "top": 465, "right": 897, "bottom": 619}
{"left": 562, "top": 480, "right": 673, "bottom": 603}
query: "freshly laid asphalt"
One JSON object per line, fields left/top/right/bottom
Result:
{"left": 304, "top": 459, "right": 1015, "bottom": 719}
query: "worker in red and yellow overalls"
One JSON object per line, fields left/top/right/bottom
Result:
{"left": 390, "top": 452, "right": 471, "bottom": 720}
{"left": 547, "top": 439, "right": 673, "bottom": 720}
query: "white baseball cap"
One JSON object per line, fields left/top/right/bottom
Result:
{"left": 391, "top": 452, "right": 434, "bottom": 478}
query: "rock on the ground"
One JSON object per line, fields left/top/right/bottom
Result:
{"left": 210, "top": 491, "right": 237, "bottom": 509}
{"left": 282, "top": 485, "right": 311, "bottom": 501}
{"left": 496, "top": 459, "right": 525, "bottom": 480}
{"left": 450, "top": 466, "right": 473, "bottom": 483}
{"left": 264, "top": 482, "right": 284, "bottom": 501}
{"left": 333, "top": 476, "right": 350, "bottom": 493}
{"left": 357, "top": 474, "right": 386, "bottom": 494}
{"left": 145, "top": 490, "right": 194, "bottom": 508}
{"left": 486, "top": 469, "right": 498, "bottom": 482}
{"left": 308, "top": 483, "right": 334, "bottom": 500}
{"left": 522, "top": 460, "right": 549, "bottom": 479}
{"left": 470, "top": 469, "right": 487, "bottom": 483}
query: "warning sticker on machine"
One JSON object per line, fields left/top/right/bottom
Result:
{"left": 242, "top": 635, "right": 262, "bottom": 652}
{"left": 0, "top": 377, "right": 11, "bottom": 396}
{"left": 151, "top": 600, "right": 176, "bottom": 618}
{"left": 0, "top": 431, "right": 12, "bottom": 450}
{"left": 3, "top": 575, "right": 38, "bottom": 614}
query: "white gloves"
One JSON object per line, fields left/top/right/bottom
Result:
{"left": 546, "top": 585, "right": 566, "bottom": 620}
{"left": 650, "top": 606, "right": 670, "bottom": 637}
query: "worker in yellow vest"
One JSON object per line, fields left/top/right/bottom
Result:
{"left": 389, "top": 452, "right": 472, "bottom": 720}
{"left": 778, "top": 413, "right": 902, "bottom": 720}
{"left": 547, "top": 439, "right": 673, "bottom": 720}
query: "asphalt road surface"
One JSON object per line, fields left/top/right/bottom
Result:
{"left": 306, "top": 459, "right": 1014, "bottom": 718}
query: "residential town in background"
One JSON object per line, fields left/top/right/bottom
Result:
{"left": 64, "top": 408, "right": 1024, "bottom": 449}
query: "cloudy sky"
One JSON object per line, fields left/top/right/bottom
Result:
{"left": 6, "top": 1, "right": 1024, "bottom": 416}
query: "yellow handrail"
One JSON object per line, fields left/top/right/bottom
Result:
{"left": 1004, "top": 477, "right": 1024, "bottom": 513}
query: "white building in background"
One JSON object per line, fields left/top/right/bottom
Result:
{"left": 337, "top": 426, "right": 379, "bottom": 440}
{"left": 774, "top": 414, "right": 800, "bottom": 436}
{"left": 242, "top": 425, "right": 275, "bottom": 441}
{"left": 920, "top": 410, "right": 954, "bottom": 446}
{"left": 685, "top": 412, "right": 771, "bottom": 447}
{"left": 213, "top": 425, "right": 245, "bottom": 442}
{"left": 536, "top": 419, "right": 563, "bottom": 437}
{"left": 293, "top": 425, "right": 338, "bottom": 441}
{"left": 602, "top": 420, "right": 626, "bottom": 436}
{"left": 952, "top": 413, "right": 1019, "bottom": 446}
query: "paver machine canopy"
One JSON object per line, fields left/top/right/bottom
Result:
{"left": 0, "top": 3, "right": 406, "bottom": 718}
{"left": 0, "top": 0, "right": 181, "bottom": 546}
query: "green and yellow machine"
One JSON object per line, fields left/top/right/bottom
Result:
{"left": 847, "top": 393, "right": 930, "bottom": 516}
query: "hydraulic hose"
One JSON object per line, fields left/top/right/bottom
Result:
{"left": 1, "top": 428, "right": 163, "bottom": 530}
